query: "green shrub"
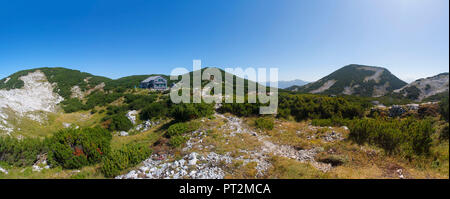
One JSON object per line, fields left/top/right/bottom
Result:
{"left": 83, "top": 92, "right": 123, "bottom": 110}
{"left": 255, "top": 117, "right": 274, "bottom": 130}
{"left": 61, "top": 98, "right": 84, "bottom": 113}
{"left": 107, "top": 114, "right": 133, "bottom": 132}
{"left": 170, "top": 103, "right": 214, "bottom": 122}
{"left": 219, "top": 101, "right": 260, "bottom": 117}
{"left": 47, "top": 127, "right": 112, "bottom": 169}
{"left": 0, "top": 137, "right": 47, "bottom": 167}
{"left": 140, "top": 102, "right": 168, "bottom": 121}
{"left": 100, "top": 150, "right": 129, "bottom": 178}
{"left": 219, "top": 93, "right": 366, "bottom": 121}
{"left": 105, "top": 105, "right": 129, "bottom": 115}
{"left": 101, "top": 143, "right": 152, "bottom": 177}
{"left": 101, "top": 105, "right": 133, "bottom": 132}
{"left": 167, "top": 123, "right": 189, "bottom": 137}
{"left": 348, "top": 118, "right": 433, "bottom": 157}
{"left": 169, "top": 135, "right": 189, "bottom": 148}
{"left": 125, "top": 94, "right": 158, "bottom": 110}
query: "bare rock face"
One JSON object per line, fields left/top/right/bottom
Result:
{"left": 0, "top": 71, "right": 64, "bottom": 135}
{"left": 126, "top": 110, "right": 139, "bottom": 125}
{"left": 70, "top": 81, "right": 106, "bottom": 99}
{"left": 70, "top": 85, "right": 84, "bottom": 99}
{"left": 310, "top": 80, "right": 337, "bottom": 94}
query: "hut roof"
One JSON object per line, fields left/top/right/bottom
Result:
{"left": 142, "top": 76, "right": 166, "bottom": 83}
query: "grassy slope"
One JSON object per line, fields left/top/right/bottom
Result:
{"left": 4, "top": 109, "right": 107, "bottom": 138}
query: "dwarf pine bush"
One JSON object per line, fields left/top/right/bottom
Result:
{"left": 47, "top": 127, "right": 112, "bottom": 169}
{"left": 101, "top": 143, "right": 152, "bottom": 177}
{"left": 168, "top": 135, "right": 189, "bottom": 148}
{"left": 167, "top": 123, "right": 189, "bottom": 137}
{"left": 0, "top": 137, "right": 47, "bottom": 167}
{"left": 348, "top": 118, "right": 433, "bottom": 157}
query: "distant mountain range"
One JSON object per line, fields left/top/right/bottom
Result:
{"left": 287, "top": 64, "right": 408, "bottom": 97}
{"left": 1, "top": 65, "right": 448, "bottom": 102}
{"left": 264, "top": 79, "right": 309, "bottom": 89}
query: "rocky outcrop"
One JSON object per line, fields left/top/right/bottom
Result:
{"left": 126, "top": 110, "right": 139, "bottom": 125}
{"left": 310, "top": 80, "right": 337, "bottom": 94}
{"left": 0, "top": 166, "right": 8, "bottom": 174}
{"left": 0, "top": 71, "right": 64, "bottom": 135}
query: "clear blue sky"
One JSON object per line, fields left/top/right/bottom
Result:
{"left": 0, "top": 0, "right": 448, "bottom": 82}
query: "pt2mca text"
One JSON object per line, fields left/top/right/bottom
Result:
{"left": 179, "top": 183, "right": 272, "bottom": 196}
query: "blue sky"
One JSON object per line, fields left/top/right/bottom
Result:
{"left": 0, "top": 0, "right": 448, "bottom": 82}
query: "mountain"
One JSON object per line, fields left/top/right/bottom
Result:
{"left": 393, "top": 72, "right": 449, "bottom": 101}
{"left": 265, "top": 79, "right": 309, "bottom": 89}
{"left": 287, "top": 64, "right": 407, "bottom": 97}
{"left": 0, "top": 67, "right": 270, "bottom": 136}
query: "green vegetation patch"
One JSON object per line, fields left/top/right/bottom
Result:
{"left": 101, "top": 143, "right": 152, "bottom": 177}
{"left": 254, "top": 117, "right": 274, "bottom": 130}
{"left": 47, "top": 127, "right": 112, "bottom": 169}
{"left": 348, "top": 118, "right": 433, "bottom": 157}
{"left": 0, "top": 137, "right": 47, "bottom": 167}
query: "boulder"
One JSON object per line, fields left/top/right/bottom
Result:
{"left": 119, "top": 131, "right": 129, "bottom": 136}
{"left": 0, "top": 166, "right": 8, "bottom": 174}
{"left": 189, "top": 152, "right": 198, "bottom": 165}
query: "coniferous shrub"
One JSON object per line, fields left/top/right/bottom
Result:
{"left": 125, "top": 94, "right": 158, "bottom": 110}
{"left": 140, "top": 102, "right": 168, "bottom": 121}
{"left": 348, "top": 118, "right": 433, "bottom": 156}
{"left": 0, "top": 137, "right": 47, "bottom": 167}
{"left": 105, "top": 105, "right": 129, "bottom": 115}
{"left": 101, "top": 105, "right": 133, "bottom": 132}
{"left": 47, "top": 127, "right": 112, "bottom": 169}
{"left": 168, "top": 135, "right": 189, "bottom": 148}
{"left": 100, "top": 150, "right": 129, "bottom": 178}
{"left": 170, "top": 103, "right": 214, "bottom": 122}
{"left": 167, "top": 123, "right": 189, "bottom": 137}
{"left": 101, "top": 143, "right": 152, "bottom": 177}
{"left": 219, "top": 93, "right": 365, "bottom": 121}
{"left": 61, "top": 98, "right": 84, "bottom": 113}
{"left": 107, "top": 114, "right": 133, "bottom": 132}
{"left": 83, "top": 92, "right": 123, "bottom": 110}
